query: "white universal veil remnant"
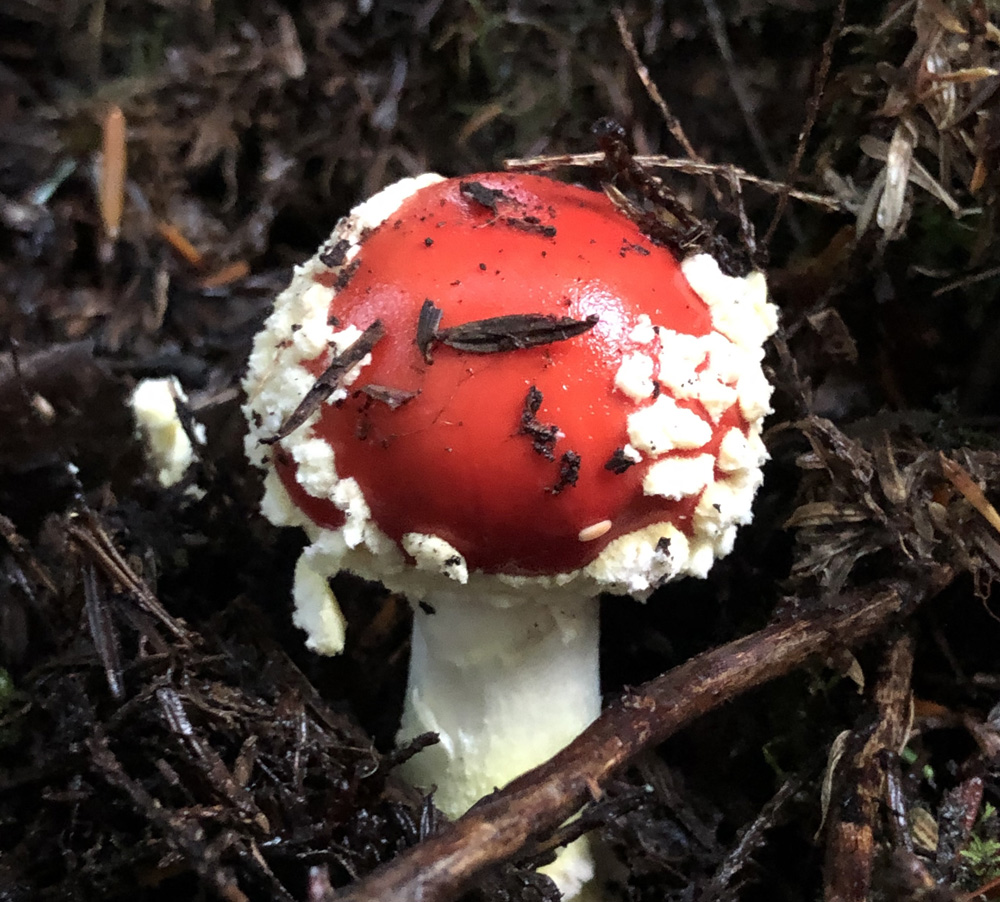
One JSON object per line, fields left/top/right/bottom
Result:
{"left": 131, "top": 376, "right": 205, "bottom": 488}
{"left": 243, "top": 171, "right": 777, "bottom": 897}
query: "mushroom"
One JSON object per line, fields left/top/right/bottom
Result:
{"left": 242, "top": 172, "right": 777, "bottom": 897}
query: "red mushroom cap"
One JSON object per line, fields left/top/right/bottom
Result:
{"left": 246, "top": 172, "right": 776, "bottom": 592}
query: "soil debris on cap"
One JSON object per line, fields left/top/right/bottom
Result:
{"left": 519, "top": 385, "right": 559, "bottom": 460}
{"left": 459, "top": 180, "right": 509, "bottom": 214}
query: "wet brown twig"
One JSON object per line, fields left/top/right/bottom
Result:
{"left": 822, "top": 632, "right": 916, "bottom": 902}
{"left": 262, "top": 320, "right": 386, "bottom": 445}
{"left": 329, "top": 570, "right": 953, "bottom": 902}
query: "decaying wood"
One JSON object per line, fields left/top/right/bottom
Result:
{"left": 592, "top": 117, "right": 711, "bottom": 254}
{"left": 330, "top": 569, "right": 953, "bottom": 902}
{"left": 940, "top": 453, "right": 1000, "bottom": 535}
{"left": 822, "top": 632, "right": 916, "bottom": 902}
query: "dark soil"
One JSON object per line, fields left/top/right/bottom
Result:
{"left": 3, "top": 1, "right": 1000, "bottom": 900}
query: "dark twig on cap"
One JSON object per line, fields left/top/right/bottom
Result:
{"left": 262, "top": 320, "right": 385, "bottom": 445}
{"left": 437, "top": 313, "right": 598, "bottom": 354}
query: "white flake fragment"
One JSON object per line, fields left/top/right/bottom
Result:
{"left": 332, "top": 477, "right": 372, "bottom": 549}
{"left": 681, "top": 254, "right": 777, "bottom": 351}
{"left": 694, "top": 480, "right": 735, "bottom": 536}
{"left": 329, "top": 324, "right": 363, "bottom": 353}
{"left": 629, "top": 314, "right": 656, "bottom": 344}
{"left": 540, "top": 839, "right": 596, "bottom": 899}
{"left": 685, "top": 539, "right": 720, "bottom": 578}
{"left": 736, "top": 368, "right": 774, "bottom": 422}
{"left": 642, "top": 454, "right": 715, "bottom": 500}
{"left": 717, "top": 524, "right": 738, "bottom": 557}
{"left": 291, "top": 437, "right": 338, "bottom": 499}
{"left": 719, "top": 426, "right": 768, "bottom": 474}
{"left": 259, "top": 467, "right": 308, "bottom": 528}
{"left": 402, "top": 533, "right": 469, "bottom": 584}
{"left": 585, "top": 522, "right": 689, "bottom": 593}
{"left": 627, "top": 396, "right": 712, "bottom": 456}
{"left": 693, "top": 467, "right": 763, "bottom": 541}
{"left": 295, "top": 283, "right": 337, "bottom": 356}
{"left": 717, "top": 428, "right": 752, "bottom": 472}
{"left": 726, "top": 467, "right": 766, "bottom": 524}
{"left": 654, "top": 328, "right": 742, "bottom": 421}
{"left": 703, "top": 332, "right": 754, "bottom": 382}
{"left": 656, "top": 329, "right": 708, "bottom": 396}
{"left": 614, "top": 352, "right": 656, "bottom": 400}
{"left": 747, "top": 426, "right": 768, "bottom": 462}
{"left": 690, "top": 376, "right": 739, "bottom": 422}
{"left": 131, "top": 377, "right": 205, "bottom": 487}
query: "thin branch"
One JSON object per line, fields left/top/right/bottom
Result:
{"left": 67, "top": 511, "right": 193, "bottom": 644}
{"left": 329, "top": 569, "right": 953, "bottom": 902}
{"left": 932, "top": 264, "right": 1000, "bottom": 297}
{"left": 706, "top": 775, "right": 804, "bottom": 901}
{"left": 763, "top": 0, "right": 847, "bottom": 248}
{"left": 504, "top": 151, "right": 847, "bottom": 212}
{"left": 612, "top": 8, "right": 721, "bottom": 203}
{"left": 700, "top": 0, "right": 781, "bottom": 180}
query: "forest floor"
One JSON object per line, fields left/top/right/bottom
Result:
{"left": 3, "top": 1, "right": 1000, "bottom": 900}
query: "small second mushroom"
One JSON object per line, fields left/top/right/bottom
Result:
{"left": 243, "top": 172, "right": 777, "bottom": 897}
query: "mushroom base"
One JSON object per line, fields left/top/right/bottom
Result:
{"left": 398, "top": 590, "right": 602, "bottom": 897}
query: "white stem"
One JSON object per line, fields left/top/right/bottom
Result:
{"left": 397, "top": 591, "right": 602, "bottom": 897}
